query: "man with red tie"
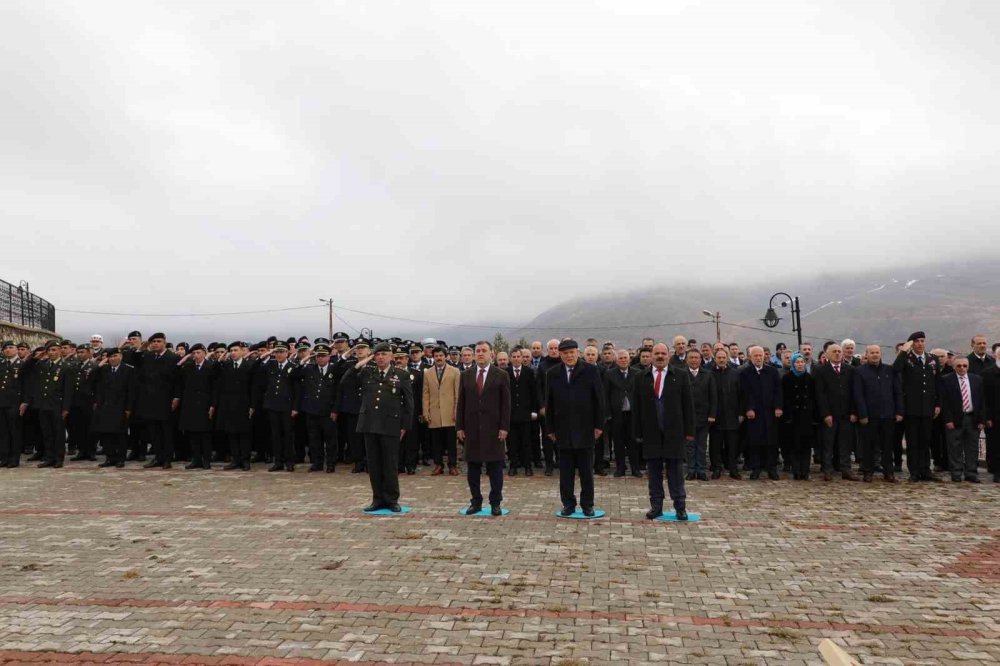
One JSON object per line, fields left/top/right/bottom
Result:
{"left": 456, "top": 341, "right": 511, "bottom": 516}
{"left": 940, "top": 357, "right": 985, "bottom": 482}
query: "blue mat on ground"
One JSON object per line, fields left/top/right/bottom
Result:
{"left": 458, "top": 507, "right": 510, "bottom": 516}
{"left": 656, "top": 511, "right": 701, "bottom": 523}
{"left": 362, "top": 506, "right": 412, "bottom": 515}
{"left": 554, "top": 509, "right": 606, "bottom": 519}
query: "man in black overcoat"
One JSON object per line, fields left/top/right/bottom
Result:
{"left": 134, "top": 333, "right": 180, "bottom": 469}
{"left": 212, "top": 342, "right": 256, "bottom": 470}
{"left": 739, "top": 346, "right": 784, "bottom": 479}
{"left": 91, "top": 348, "right": 136, "bottom": 467}
{"left": 175, "top": 344, "right": 216, "bottom": 469}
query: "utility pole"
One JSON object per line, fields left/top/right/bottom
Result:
{"left": 702, "top": 310, "right": 722, "bottom": 343}
{"left": 319, "top": 298, "right": 333, "bottom": 340}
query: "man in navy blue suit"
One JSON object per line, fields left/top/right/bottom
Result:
{"left": 739, "top": 346, "right": 784, "bottom": 480}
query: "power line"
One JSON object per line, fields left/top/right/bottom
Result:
{"left": 59, "top": 304, "right": 326, "bottom": 317}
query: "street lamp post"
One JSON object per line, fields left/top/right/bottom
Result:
{"left": 701, "top": 309, "right": 721, "bottom": 343}
{"left": 319, "top": 298, "right": 334, "bottom": 340}
{"left": 761, "top": 292, "right": 802, "bottom": 349}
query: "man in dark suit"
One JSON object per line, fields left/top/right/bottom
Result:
{"left": 940, "top": 356, "right": 986, "bottom": 482}
{"left": 710, "top": 348, "right": 743, "bottom": 479}
{"left": 545, "top": 339, "right": 605, "bottom": 517}
{"left": 213, "top": 342, "right": 257, "bottom": 470}
{"left": 344, "top": 342, "right": 413, "bottom": 512}
{"left": 134, "top": 332, "right": 180, "bottom": 469}
{"left": 893, "top": 331, "right": 942, "bottom": 482}
{"left": 632, "top": 343, "right": 694, "bottom": 520}
{"left": 852, "top": 345, "right": 903, "bottom": 483}
{"left": 739, "top": 346, "right": 784, "bottom": 479}
{"left": 255, "top": 342, "right": 298, "bottom": 472}
{"left": 91, "top": 348, "right": 136, "bottom": 467}
{"left": 967, "top": 336, "right": 991, "bottom": 375}
{"left": 506, "top": 347, "right": 538, "bottom": 476}
{"left": 535, "top": 339, "right": 563, "bottom": 475}
{"left": 982, "top": 344, "right": 1000, "bottom": 482}
{"left": 604, "top": 349, "right": 640, "bottom": 477}
{"left": 814, "top": 343, "right": 858, "bottom": 481}
{"left": 456, "top": 341, "right": 511, "bottom": 516}
{"left": 684, "top": 348, "right": 716, "bottom": 481}
{"left": 293, "top": 343, "right": 340, "bottom": 472}
{"left": 175, "top": 344, "right": 216, "bottom": 470}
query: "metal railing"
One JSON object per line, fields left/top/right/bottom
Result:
{"left": 0, "top": 279, "right": 56, "bottom": 332}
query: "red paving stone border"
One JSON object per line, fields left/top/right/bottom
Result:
{"left": 0, "top": 595, "right": 986, "bottom": 639}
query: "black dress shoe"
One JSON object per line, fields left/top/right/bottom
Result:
{"left": 351, "top": 463, "right": 365, "bottom": 473}
{"left": 115, "top": 462, "right": 125, "bottom": 468}
{"left": 267, "top": 464, "right": 284, "bottom": 472}
{"left": 53, "top": 462, "right": 63, "bottom": 468}
{"left": 37, "top": 461, "right": 55, "bottom": 468}
{"left": 767, "top": 470, "right": 780, "bottom": 481}
{"left": 675, "top": 509, "right": 688, "bottom": 521}
{"left": 559, "top": 506, "right": 574, "bottom": 517}
{"left": 26, "top": 453, "right": 43, "bottom": 462}
{"left": 70, "top": 454, "right": 88, "bottom": 461}
{"left": 710, "top": 469, "right": 722, "bottom": 480}
{"left": 685, "top": 472, "right": 695, "bottom": 481}
{"left": 185, "top": 462, "right": 201, "bottom": 470}
{"left": 749, "top": 470, "right": 761, "bottom": 480}
{"left": 965, "top": 477, "right": 982, "bottom": 484}
{"left": 98, "top": 460, "right": 115, "bottom": 468}
{"left": 388, "top": 503, "right": 402, "bottom": 513}
{"left": 631, "top": 471, "right": 642, "bottom": 478}
{"left": 327, "top": 466, "right": 336, "bottom": 473}
{"left": 544, "top": 466, "right": 554, "bottom": 477}
{"left": 242, "top": 462, "right": 251, "bottom": 471}
{"left": 202, "top": 462, "right": 212, "bottom": 470}
{"left": 645, "top": 508, "right": 663, "bottom": 520}
{"left": 6, "top": 462, "right": 18, "bottom": 468}
{"left": 697, "top": 472, "right": 709, "bottom": 481}
{"left": 142, "top": 460, "right": 160, "bottom": 469}
{"left": 524, "top": 468, "right": 533, "bottom": 476}
{"left": 0, "top": 461, "right": 7, "bottom": 468}
{"left": 729, "top": 471, "right": 742, "bottom": 480}
{"left": 363, "top": 503, "right": 382, "bottom": 512}
{"left": 582, "top": 507, "right": 595, "bottom": 517}
{"left": 223, "top": 463, "right": 240, "bottom": 470}
{"left": 613, "top": 470, "right": 625, "bottom": 478}
{"left": 406, "top": 467, "right": 415, "bottom": 475}
{"left": 491, "top": 505, "right": 502, "bottom": 516}
{"left": 285, "top": 463, "right": 295, "bottom": 472}
{"left": 309, "top": 465, "right": 323, "bottom": 472}
{"left": 465, "top": 504, "right": 483, "bottom": 515}
{"left": 162, "top": 462, "right": 172, "bottom": 469}
{"left": 595, "top": 468, "right": 608, "bottom": 477}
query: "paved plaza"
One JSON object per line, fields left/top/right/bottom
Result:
{"left": 0, "top": 463, "right": 997, "bottom": 665}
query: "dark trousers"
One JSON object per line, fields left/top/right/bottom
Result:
{"left": 188, "top": 431, "right": 212, "bottom": 465}
{"left": 252, "top": 411, "right": 270, "bottom": 460}
{"left": 947, "top": 415, "right": 981, "bottom": 480}
{"left": 339, "top": 413, "right": 363, "bottom": 463}
{"left": 212, "top": 430, "right": 228, "bottom": 461}
{"left": 788, "top": 423, "right": 813, "bottom": 478}
{"left": 646, "top": 457, "right": 686, "bottom": 512}
{"left": 468, "top": 460, "right": 504, "bottom": 507}
{"left": 38, "top": 409, "right": 65, "bottom": 464}
{"left": 306, "top": 414, "right": 338, "bottom": 468}
{"left": 399, "top": 426, "right": 419, "bottom": 470}
{"left": 904, "top": 416, "right": 933, "bottom": 479}
{"left": 128, "top": 418, "right": 147, "bottom": 459}
{"left": 67, "top": 405, "right": 92, "bottom": 455}
{"left": 417, "top": 421, "right": 431, "bottom": 462}
{"left": 686, "top": 424, "right": 709, "bottom": 474}
{"left": 364, "top": 432, "right": 400, "bottom": 506}
{"left": 987, "top": 424, "right": 1000, "bottom": 476}
{"left": 267, "top": 410, "right": 294, "bottom": 465}
{"left": 430, "top": 426, "right": 457, "bottom": 467}
{"left": 227, "top": 432, "right": 251, "bottom": 465}
{"left": 558, "top": 447, "right": 594, "bottom": 510}
{"left": 860, "top": 418, "right": 895, "bottom": 475}
{"left": 147, "top": 419, "right": 173, "bottom": 463}
{"left": 0, "top": 406, "right": 21, "bottom": 464}
{"left": 22, "top": 408, "right": 40, "bottom": 452}
{"left": 893, "top": 420, "right": 905, "bottom": 469}
{"left": 821, "top": 417, "right": 854, "bottom": 473}
{"left": 747, "top": 441, "right": 777, "bottom": 472}
{"left": 99, "top": 432, "right": 127, "bottom": 463}
{"left": 612, "top": 413, "right": 640, "bottom": 474}
{"left": 709, "top": 426, "right": 738, "bottom": 473}
{"left": 530, "top": 419, "right": 543, "bottom": 466}
{"left": 541, "top": 417, "right": 557, "bottom": 468}
{"left": 294, "top": 412, "right": 308, "bottom": 463}
{"left": 594, "top": 430, "right": 609, "bottom": 472}
{"left": 931, "top": 419, "right": 949, "bottom": 471}
{"left": 507, "top": 421, "right": 532, "bottom": 469}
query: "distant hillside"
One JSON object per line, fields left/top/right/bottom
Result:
{"left": 507, "top": 258, "right": 1000, "bottom": 352}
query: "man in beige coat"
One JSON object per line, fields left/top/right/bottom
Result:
{"left": 423, "top": 346, "right": 462, "bottom": 475}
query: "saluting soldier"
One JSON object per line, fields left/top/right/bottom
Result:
{"left": 213, "top": 341, "right": 257, "bottom": 470}
{"left": 255, "top": 341, "right": 298, "bottom": 472}
{"left": 66, "top": 344, "right": 99, "bottom": 461}
{"left": 293, "top": 342, "right": 339, "bottom": 472}
{"left": 175, "top": 344, "right": 216, "bottom": 470}
{"left": 343, "top": 341, "right": 414, "bottom": 512}
{"left": 22, "top": 341, "right": 71, "bottom": 468}
{"left": 893, "top": 331, "right": 943, "bottom": 482}
{"left": 134, "top": 333, "right": 180, "bottom": 469}
{"left": 0, "top": 341, "right": 24, "bottom": 467}
{"left": 92, "top": 348, "right": 136, "bottom": 467}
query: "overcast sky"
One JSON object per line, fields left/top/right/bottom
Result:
{"left": 2, "top": 1, "right": 998, "bottom": 341}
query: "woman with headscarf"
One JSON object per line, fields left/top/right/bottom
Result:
{"left": 781, "top": 352, "right": 817, "bottom": 480}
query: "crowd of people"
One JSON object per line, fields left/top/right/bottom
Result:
{"left": 0, "top": 328, "right": 997, "bottom": 518}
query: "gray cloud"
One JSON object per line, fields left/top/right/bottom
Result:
{"left": 2, "top": 0, "right": 998, "bottom": 341}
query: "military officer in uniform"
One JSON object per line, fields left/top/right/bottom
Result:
{"left": 0, "top": 341, "right": 24, "bottom": 467}
{"left": 23, "top": 341, "right": 70, "bottom": 468}
{"left": 91, "top": 348, "right": 136, "bottom": 467}
{"left": 214, "top": 341, "right": 257, "bottom": 470}
{"left": 343, "top": 341, "right": 414, "bottom": 512}
{"left": 893, "top": 331, "right": 943, "bottom": 482}
{"left": 294, "top": 343, "right": 339, "bottom": 472}
{"left": 66, "top": 344, "right": 98, "bottom": 461}
{"left": 255, "top": 341, "right": 298, "bottom": 472}
{"left": 334, "top": 340, "right": 367, "bottom": 472}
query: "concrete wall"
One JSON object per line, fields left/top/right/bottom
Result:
{"left": 0, "top": 320, "right": 59, "bottom": 348}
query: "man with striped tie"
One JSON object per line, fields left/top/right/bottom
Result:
{"left": 940, "top": 357, "right": 985, "bottom": 483}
